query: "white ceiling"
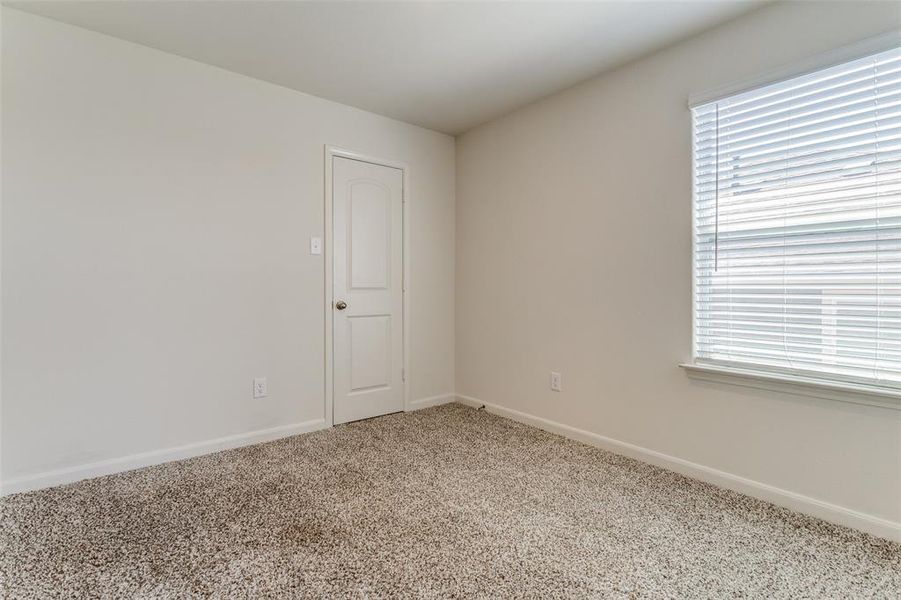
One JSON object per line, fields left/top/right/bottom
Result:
{"left": 6, "top": 0, "right": 765, "bottom": 134}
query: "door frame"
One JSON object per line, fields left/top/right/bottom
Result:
{"left": 323, "top": 145, "right": 411, "bottom": 427}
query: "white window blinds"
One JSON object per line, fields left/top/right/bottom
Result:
{"left": 692, "top": 45, "right": 901, "bottom": 387}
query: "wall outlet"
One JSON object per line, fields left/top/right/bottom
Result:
{"left": 550, "top": 371, "right": 562, "bottom": 392}
{"left": 310, "top": 236, "right": 322, "bottom": 255}
{"left": 253, "top": 377, "right": 268, "bottom": 399}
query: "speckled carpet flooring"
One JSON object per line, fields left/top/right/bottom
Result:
{"left": 1, "top": 403, "right": 899, "bottom": 598}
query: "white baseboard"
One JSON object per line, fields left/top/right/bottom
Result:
{"left": 456, "top": 394, "right": 901, "bottom": 543}
{"left": 409, "top": 393, "right": 457, "bottom": 410}
{"left": 2, "top": 394, "right": 457, "bottom": 496}
{"left": 1, "top": 418, "right": 328, "bottom": 496}
{"left": 455, "top": 396, "right": 483, "bottom": 409}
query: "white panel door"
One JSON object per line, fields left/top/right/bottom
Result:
{"left": 333, "top": 156, "right": 404, "bottom": 424}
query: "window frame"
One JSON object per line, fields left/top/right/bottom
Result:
{"left": 685, "top": 31, "right": 901, "bottom": 410}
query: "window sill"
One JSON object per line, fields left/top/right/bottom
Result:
{"left": 679, "top": 362, "right": 901, "bottom": 411}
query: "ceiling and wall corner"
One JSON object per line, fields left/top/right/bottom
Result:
{"left": 3, "top": 0, "right": 765, "bottom": 135}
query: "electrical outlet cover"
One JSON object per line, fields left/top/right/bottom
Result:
{"left": 550, "top": 371, "right": 562, "bottom": 392}
{"left": 253, "top": 377, "right": 268, "bottom": 398}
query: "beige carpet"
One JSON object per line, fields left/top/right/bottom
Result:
{"left": 1, "top": 403, "right": 899, "bottom": 598}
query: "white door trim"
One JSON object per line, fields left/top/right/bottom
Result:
{"left": 323, "top": 145, "right": 411, "bottom": 427}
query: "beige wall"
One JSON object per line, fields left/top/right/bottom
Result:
{"left": 1, "top": 8, "right": 455, "bottom": 485}
{"left": 456, "top": 0, "right": 901, "bottom": 531}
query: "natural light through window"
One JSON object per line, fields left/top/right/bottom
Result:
{"left": 692, "top": 45, "right": 901, "bottom": 389}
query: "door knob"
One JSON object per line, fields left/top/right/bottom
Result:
{"left": 335, "top": 300, "right": 347, "bottom": 310}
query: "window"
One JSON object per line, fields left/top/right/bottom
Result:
{"left": 692, "top": 45, "right": 901, "bottom": 390}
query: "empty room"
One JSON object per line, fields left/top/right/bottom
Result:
{"left": 1, "top": 0, "right": 900, "bottom": 597}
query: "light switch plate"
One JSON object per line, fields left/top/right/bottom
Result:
{"left": 310, "top": 236, "right": 322, "bottom": 255}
